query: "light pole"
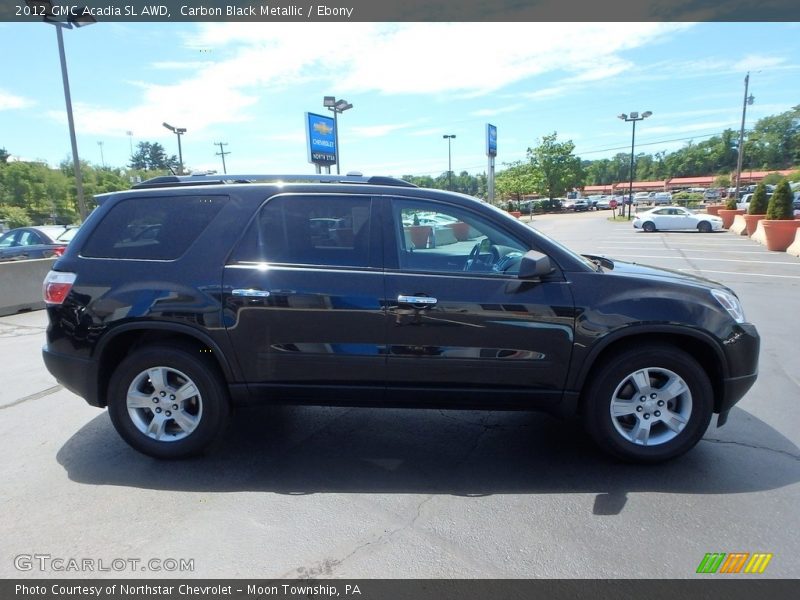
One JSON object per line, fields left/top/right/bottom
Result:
{"left": 97, "top": 141, "right": 104, "bottom": 168}
{"left": 162, "top": 122, "right": 186, "bottom": 174}
{"left": 27, "top": 0, "right": 95, "bottom": 222}
{"left": 443, "top": 134, "right": 456, "bottom": 190}
{"left": 126, "top": 130, "right": 134, "bottom": 157}
{"left": 617, "top": 111, "right": 652, "bottom": 220}
{"left": 733, "top": 72, "right": 755, "bottom": 203}
{"left": 323, "top": 96, "right": 353, "bottom": 175}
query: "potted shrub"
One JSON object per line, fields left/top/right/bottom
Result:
{"left": 406, "top": 213, "right": 432, "bottom": 248}
{"left": 761, "top": 179, "right": 800, "bottom": 252}
{"left": 743, "top": 182, "right": 769, "bottom": 237}
{"left": 718, "top": 195, "right": 745, "bottom": 229}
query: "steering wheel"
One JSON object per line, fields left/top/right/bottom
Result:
{"left": 463, "top": 243, "right": 482, "bottom": 271}
{"left": 464, "top": 243, "right": 503, "bottom": 271}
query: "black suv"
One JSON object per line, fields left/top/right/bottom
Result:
{"left": 42, "top": 174, "right": 759, "bottom": 462}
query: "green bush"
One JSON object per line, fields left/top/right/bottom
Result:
{"left": 0, "top": 205, "right": 32, "bottom": 229}
{"left": 725, "top": 196, "right": 738, "bottom": 210}
{"left": 765, "top": 179, "right": 793, "bottom": 220}
{"left": 748, "top": 182, "right": 769, "bottom": 215}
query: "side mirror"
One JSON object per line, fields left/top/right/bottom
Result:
{"left": 518, "top": 250, "right": 552, "bottom": 280}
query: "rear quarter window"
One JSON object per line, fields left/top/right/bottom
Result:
{"left": 80, "top": 195, "right": 226, "bottom": 260}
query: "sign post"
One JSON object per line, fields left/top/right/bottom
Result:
{"left": 486, "top": 124, "right": 497, "bottom": 204}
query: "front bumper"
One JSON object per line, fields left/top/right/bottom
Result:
{"left": 717, "top": 322, "right": 760, "bottom": 416}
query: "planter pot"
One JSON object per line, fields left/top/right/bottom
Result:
{"left": 718, "top": 208, "right": 745, "bottom": 229}
{"left": 508, "top": 211, "right": 522, "bottom": 219}
{"left": 447, "top": 221, "right": 471, "bottom": 241}
{"left": 406, "top": 225, "right": 432, "bottom": 249}
{"left": 705, "top": 204, "right": 723, "bottom": 216}
{"left": 743, "top": 214, "right": 766, "bottom": 237}
{"left": 762, "top": 220, "right": 800, "bottom": 252}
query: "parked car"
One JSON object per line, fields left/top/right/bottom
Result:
{"left": 633, "top": 207, "right": 723, "bottom": 233}
{"left": 561, "top": 199, "right": 576, "bottom": 210}
{"left": 573, "top": 199, "right": 590, "bottom": 212}
{"left": 649, "top": 192, "right": 673, "bottom": 206}
{"left": 703, "top": 189, "right": 721, "bottom": 201}
{"left": 42, "top": 173, "right": 759, "bottom": 463}
{"left": 595, "top": 196, "right": 614, "bottom": 210}
{"left": 0, "top": 225, "right": 78, "bottom": 262}
{"left": 632, "top": 192, "right": 651, "bottom": 206}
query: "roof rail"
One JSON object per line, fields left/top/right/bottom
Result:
{"left": 131, "top": 173, "right": 417, "bottom": 190}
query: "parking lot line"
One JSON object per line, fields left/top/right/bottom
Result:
{"left": 618, "top": 255, "right": 800, "bottom": 265}
{"left": 679, "top": 268, "right": 800, "bottom": 280}
{"left": 596, "top": 247, "right": 773, "bottom": 254}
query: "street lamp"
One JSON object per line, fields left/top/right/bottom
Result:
{"left": 733, "top": 73, "right": 755, "bottom": 203}
{"left": 162, "top": 122, "right": 187, "bottom": 174}
{"left": 443, "top": 134, "right": 456, "bottom": 190}
{"left": 26, "top": 0, "right": 96, "bottom": 222}
{"left": 323, "top": 96, "right": 353, "bottom": 175}
{"left": 617, "top": 111, "right": 652, "bottom": 220}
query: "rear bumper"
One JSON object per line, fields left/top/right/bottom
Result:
{"left": 42, "top": 345, "right": 101, "bottom": 407}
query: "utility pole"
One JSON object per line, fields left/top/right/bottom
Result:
{"left": 214, "top": 142, "right": 230, "bottom": 174}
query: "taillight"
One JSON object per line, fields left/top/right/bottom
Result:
{"left": 52, "top": 246, "right": 66, "bottom": 257}
{"left": 43, "top": 270, "right": 76, "bottom": 305}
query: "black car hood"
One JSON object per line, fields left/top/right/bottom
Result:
{"left": 583, "top": 254, "right": 727, "bottom": 291}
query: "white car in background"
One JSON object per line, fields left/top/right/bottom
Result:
{"left": 633, "top": 206, "right": 723, "bottom": 233}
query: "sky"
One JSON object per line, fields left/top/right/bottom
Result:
{"left": 1, "top": 21, "right": 799, "bottom": 178}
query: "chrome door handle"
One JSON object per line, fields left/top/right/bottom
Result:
{"left": 232, "top": 289, "right": 271, "bottom": 298}
{"left": 397, "top": 295, "right": 437, "bottom": 305}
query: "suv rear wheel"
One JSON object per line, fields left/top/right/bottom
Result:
{"left": 582, "top": 344, "right": 713, "bottom": 463}
{"left": 107, "top": 345, "right": 229, "bottom": 459}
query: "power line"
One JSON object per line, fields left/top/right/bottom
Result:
{"left": 214, "top": 142, "right": 230, "bottom": 174}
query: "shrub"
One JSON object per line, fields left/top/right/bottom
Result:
{"left": 725, "top": 195, "right": 738, "bottom": 210}
{"left": 765, "top": 179, "right": 793, "bottom": 220}
{"left": 748, "top": 182, "right": 769, "bottom": 215}
{"left": 0, "top": 205, "right": 33, "bottom": 229}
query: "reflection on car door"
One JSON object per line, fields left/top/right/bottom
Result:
{"left": 222, "top": 194, "right": 387, "bottom": 403}
{"left": 381, "top": 196, "right": 575, "bottom": 409}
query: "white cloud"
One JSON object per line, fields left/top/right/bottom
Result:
{"left": 471, "top": 104, "right": 524, "bottom": 117}
{"left": 44, "top": 23, "right": 690, "bottom": 138}
{"left": 0, "top": 89, "right": 32, "bottom": 111}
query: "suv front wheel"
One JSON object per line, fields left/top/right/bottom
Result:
{"left": 583, "top": 344, "right": 713, "bottom": 463}
{"left": 107, "top": 345, "right": 229, "bottom": 459}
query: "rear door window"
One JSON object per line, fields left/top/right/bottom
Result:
{"left": 81, "top": 195, "right": 226, "bottom": 260}
{"left": 230, "top": 195, "right": 374, "bottom": 269}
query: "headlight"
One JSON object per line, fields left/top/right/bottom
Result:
{"left": 711, "top": 289, "right": 745, "bottom": 323}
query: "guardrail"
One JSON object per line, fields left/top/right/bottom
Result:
{"left": 0, "top": 258, "right": 55, "bottom": 317}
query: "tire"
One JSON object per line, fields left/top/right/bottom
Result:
{"left": 582, "top": 344, "right": 713, "bottom": 463}
{"left": 107, "top": 344, "right": 230, "bottom": 459}
{"left": 698, "top": 221, "right": 712, "bottom": 233}
{"left": 643, "top": 222, "right": 656, "bottom": 233}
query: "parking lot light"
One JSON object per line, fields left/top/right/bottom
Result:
{"left": 27, "top": 0, "right": 96, "bottom": 222}
{"left": 618, "top": 111, "right": 652, "bottom": 219}
{"left": 162, "top": 122, "right": 187, "bottom": 174}
{"left": 443, "top": 134, "right": 456, "bottom": 190}
{"left": 324, "top": 96, "right": 353, "bottom": 175}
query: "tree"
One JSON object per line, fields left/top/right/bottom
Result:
{"left": 495, "top": 160, "right": 539, "bottom": 208}
{"left": 129, "top": 142, "right": 179, "bottom": 171}
{"left": 527, "top": 132, "right": 583, "bottom": 200}
{"left": 0, "top": 205, "right": 32, "bottom": 228}
{"left": 0, "top": 147, "right": 9, "bottom": 164}
{"left": 765, "top": 179, "right": 793, "bottom": 220}
{"left": 748, "top": 182, "right": 769, "bottom": 215}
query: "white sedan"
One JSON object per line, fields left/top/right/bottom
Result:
{"left": 633, "top": 206, "right": 723, "bottom": 233}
